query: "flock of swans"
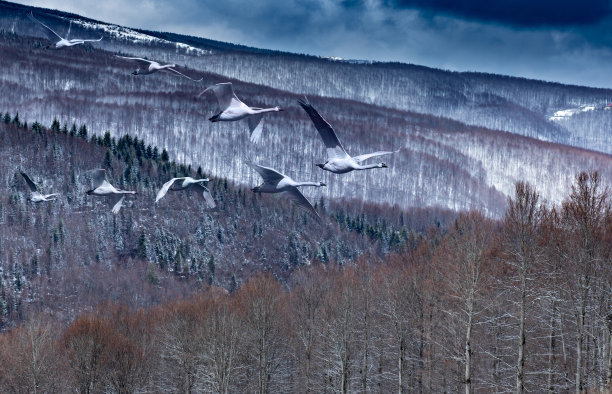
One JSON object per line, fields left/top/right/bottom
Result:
{"left": 22, "top": 12, "right": 399, "bottom": 221}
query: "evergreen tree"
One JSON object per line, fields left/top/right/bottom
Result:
{"left": 288, "top": 232, "right": 300, "bottom": 266}
{"left": 161, "top": 148, "right": 169, "bottom": 162}
{"left": 70, "top": 123, "right": 77, "bottom": 136}
{"left": 146, "top": 264, "right": 160, "bottom": 285}
{"left": 30, "top": 254, "right": 39, "bottom": 277}
{"left": 321, "top": 244, "right": 329, "bottom": 263}
{"left": 208, "top": 255, "right": 215, "bottom": 285}
{"left": 50, "top": 118, "right": 60, "bottom": 132}
{"left": 2, "top": 112, "right": 10, "bottom": 124}
{"left": 78, "top": 125, "right": 88, "bottom": 139}
{"left": 137, "top": 230, "right": 149, "bottom": 261}
{"left": 31, "top": 121, "right": 43, "bottom": 134}
{"left": 229, "top": 274, "right": 238, "bottom": 293}
{"left": 103, "top": 150, "right": 113, "bottom": 169}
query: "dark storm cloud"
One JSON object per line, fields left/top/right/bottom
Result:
{"left": 13, "top": 0, "right": 612, "bottom": 88}
{"left": 386, "top": 0, "right": 612, "bottom": 26}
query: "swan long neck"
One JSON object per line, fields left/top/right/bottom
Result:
{"left": 355, "top": 163, "right": 384, "bottom": 170}
{"left": 295, "top": 181, "right": 322, "bottom": 187}
{"left": 250, "top": 107, "right": 280, "bottom": 115}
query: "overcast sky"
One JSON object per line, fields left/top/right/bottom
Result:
{"left": 13, "top": 0, "right": 612, "bottom": 89}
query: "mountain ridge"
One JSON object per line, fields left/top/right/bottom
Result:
{"left": 1, "top": 0, "right": 612, "bottom": 217}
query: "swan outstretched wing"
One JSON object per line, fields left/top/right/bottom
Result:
{"left": 76, "top": 37, "right": 103, "bottom": 43}
{"left": 20, "top": 172, "right": 39, "bottom": 193}
{"left": 298, "top": 98, "right": 349, "bottom": 160}
{"left": 90, "top": 168, "right": 108, "bottom": 187}
{"left": 28, "top": 12, "right": 64, "bottom": 41}
{"left": 167, "top": 67, "right": 203, "bottom": 82}
{"left": 155, "top": 178, "right": 179, "bottom": 203}
{"left": 248, "top": 113, "right": 264, "bottom": 143}
{"left": 192, "top": 184, "right": 216, "bottom": 208}
{"left": 246, "top": 162, "right": 285, "bottom": 186}
{"left": 111, "top": 195, "right": 125, "bottom": 214}
{"left": 115, "top": 55, "right": 153, "bottom": 69}
{"left": 198, "top": 82, "right": 243, "bottom": 111}
{"left": 286, "top": 187, "right": 321, "bottom": 221}
{"left": 353, "top": 149, "right": 400, "bottom": 164}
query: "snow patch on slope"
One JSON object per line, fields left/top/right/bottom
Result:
{"left": 549, "top": 105, "right": 595, "bottom": 120}
{"left": 69, "top": 19, "right": 211, "bottom": 56}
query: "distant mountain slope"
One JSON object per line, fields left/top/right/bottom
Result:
{"left": 1, "top": 0, "right": 612, "bottom": 217}
{"left": 0, "top": 117, "right": 440, "bottom": 328}
{"left": 2, "top": 0, "right": 612, "bottom": 155}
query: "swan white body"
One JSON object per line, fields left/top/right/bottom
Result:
{"left": 28, "top": 13, "right": 102, "bottom": 49}
{"left": 21, "top": 172, "right": 58, "bottom": 202}
{"left": 247, "top": 162, "right": 325, "bottom": 220}
{"left": 115, "top": 56, "right": 203, "bottom": 81}
{"left": 198, "top": 82, "right": 283, "bottom": 143}
{"left": 155, "top": 177, "right": 215, "bottom": 208}
{"left": 298, "top": 98, "right": 398, "bottom": 174}
{"left": 86, "top": 169, "right": 136, "bottom": 214}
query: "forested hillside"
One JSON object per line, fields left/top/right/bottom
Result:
{"left": 0, "top": 116, "right": 447, "bottom": 329}
{"left": 0, "top": 2, "right": 611, "bottom": 392}
{"left": 2, "top": 0, "right": 612, "bottom": 155}
{"left": 1, "top": 25, "right": 612, "bottom": 215}
{"left": 1, "top": 172, "right": 610, "bottom": 393}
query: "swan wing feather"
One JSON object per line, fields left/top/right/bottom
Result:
{"left": 298, "top": 98, "right": 349, "bottom": 160}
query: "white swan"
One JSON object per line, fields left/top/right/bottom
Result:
{"left": 298, "top": 98, "right": 399, "bottom": 174}
{"left": 28, "top": 13, "right": 102, "bottom": 49}
{"left": 85, "top": 169, "right": 136, "bottom": 214}
{"left": 198, "top": 82, "right": 283, "bottom": 143}
{"left": 155, "top": 177, "right": 215, "bottom": 208}
{"left": 115, "top": 56, "right": 203, "bottom": 81}
{"left": 246, "top": 162, "right": 325, "bottom": 220}
{"left": 21, "top": 172, "right": 58, "bottom": 202}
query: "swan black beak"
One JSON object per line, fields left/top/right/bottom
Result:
{"left": 316, "top": 163, "right": 325, "bottom": 169}
{"left": 131, "top": 71, "right": 138, "bottom": 75}
{"left": 381, "top": 163, "right": 388, "bottom": 168}
{"left": 320, "top": 182, "right": 327, "bottom": 187}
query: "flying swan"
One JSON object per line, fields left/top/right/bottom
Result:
{"left": 85, "top": 169, "right": 136, "bottom": 214}
{"left": 198, "top": 82, "right": 283, "bottom": 143}
{"left": 246, "top": 162, "right": 325, "bottom": 220}
{"left": 115, "top": 55, "right": 203, "bottom": 81}
{"left": 21, "top": 172, "right": 59, "bottom": 202}
{"left": 298, "top": 98, "right": 399, "bottom": 174}
{"left": 155, "top": 177, "right": 215, "bottom": 208}
{"left": 28, "top": 12, "right": 102, "bottom": 49}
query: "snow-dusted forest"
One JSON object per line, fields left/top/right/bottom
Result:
{"left": 2, "top": 6, "right": 612, "bottom": 215}
{"left": 0, "top": 137, "right": 610, "bottom": 391}
{"left": 4, "top": 2, "right": 612, "bottom": 151}
{"left": 0, "top": 1, "right": 611, "bottom": 392}
{"left": 0, "top": 118, "right": 430, "bottom": 324}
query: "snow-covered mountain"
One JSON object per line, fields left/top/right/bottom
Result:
{"left": 1, "top": 0, "right": 612, "bottom": 217}
{"left": 549, "top": 105, "right": 599, "bottom": 120}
